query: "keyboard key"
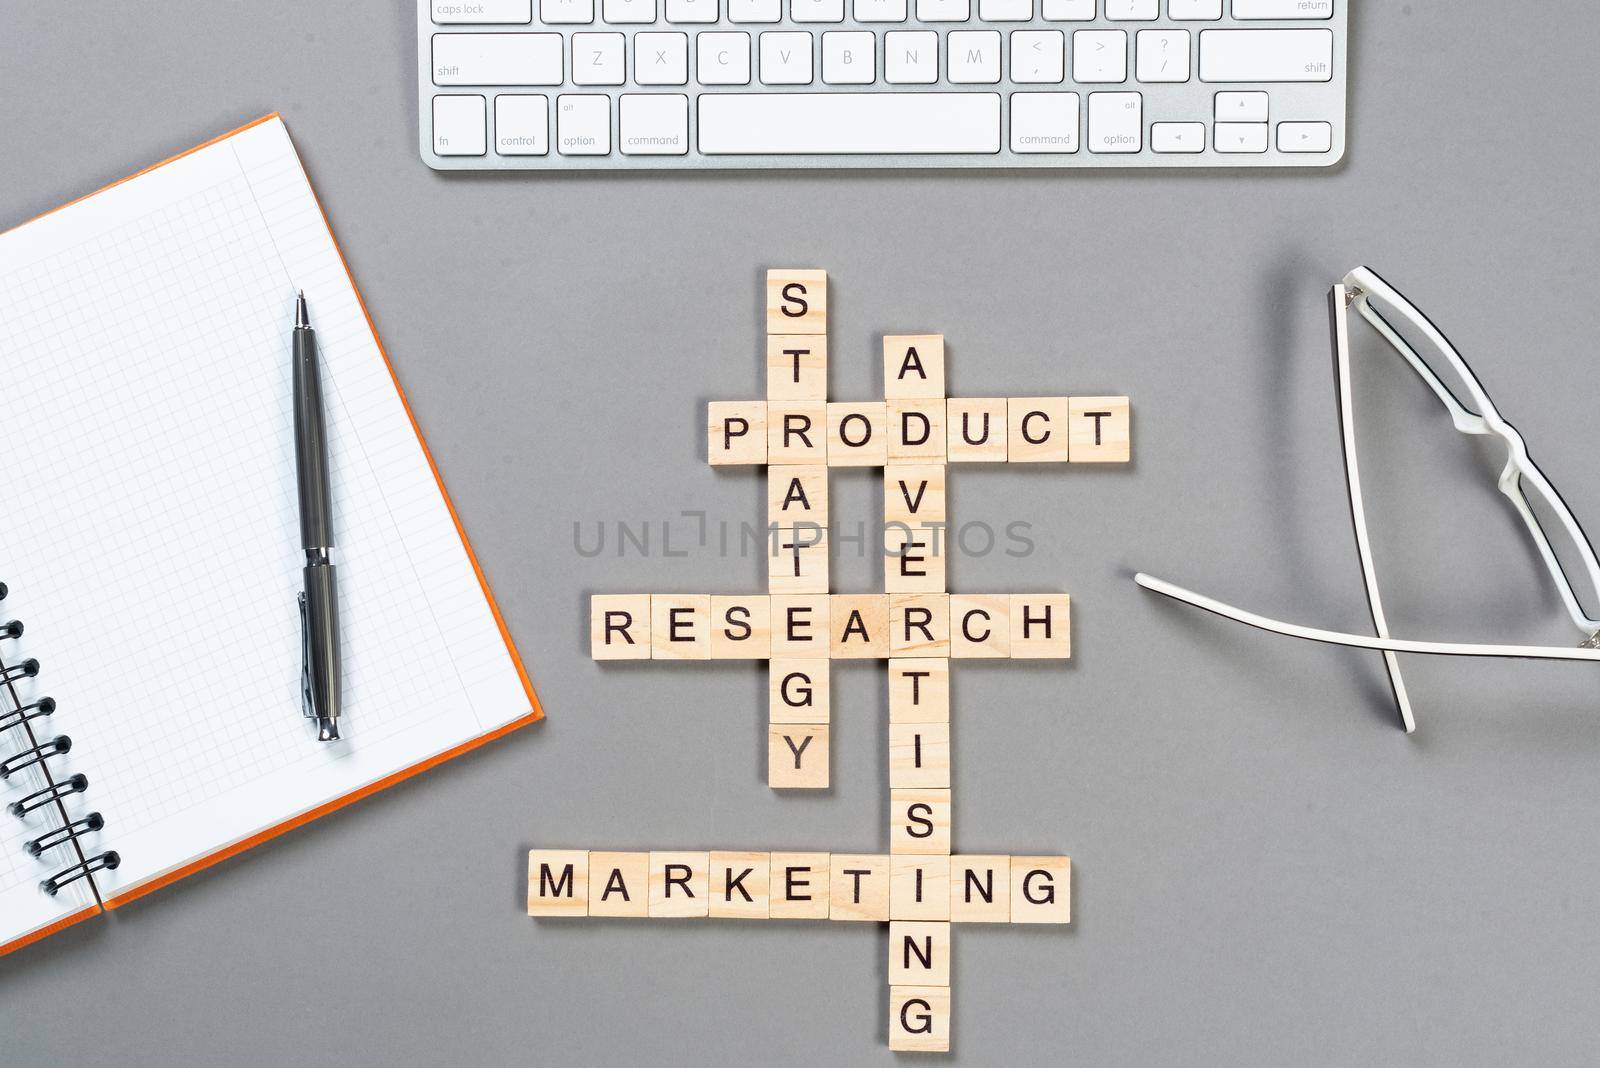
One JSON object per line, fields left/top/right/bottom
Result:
{"left": 729, "top": 0, "right": 781, "bottom": 18}
{"left": 602, "top": 0, "right": 656, "bottom": 21}
{"left": 792, "top": 0, "right": 846, "bottom": 21}
{"left": 572, "top": 32, "right": 625, "bottom": 83}
{"left": 948, "top": 31, "right": 1000, "bottom": 83}
{"left": 1168, "top": 0, "right": 1221, "bottom": 17}
{"left": 620, "top": 94, "right": 690, "bottom": 153}
{"left": 1010, "top": 30, "right": 1064, "bottom": 83}
{"left": 1104, "top": 0, "right": 1157, "bottom": 18}
{"left": 1041, "top": 0, "right": 1094, "bottom": 18}
{"left": 1135, "top": 29, "right": 1189, "bottom": 82}
{"left": 1214, "top": 90, "right": 1267, "bottom": 121}
{"left": 698, "top": 31, "right": 752, "bottom": 83}
{"left": 1277, "top": 120, "right": 1332, "bottom": 152}
{"left": 823, "top": 31, "right": 876, "bottom": 83}
{"left": 916, "top": 0, "right": 969, "bottom": 21}
{"left": 1087, "top": 90, "right": 1141, "bottom": 152}
{"left": 667, "top": 0, "right": 720, "bottom": 20}
{"left": 432, "top": 0, "right": 532, "bottom": 23}
{"left": 886, "top": 31, "right": 939, "bottom": 82}
{"left": 698, "top": 92, "right": 1000, "bottom": 153}
{"left": 1151, "top": 120, "right": 1205, "bottom": 152}
{"left": 1233, "top": 0, "right": 1334, "bottom": 18}
{"left": 855, "top": 0, "right": 908, "bottom": 19}
{"left": 541, "top": 0, "right": 594, "bottom": 23}
{"left": 1214, "top": 121, "right": 1267, "bottom": 151}
{"left": 979, "top": 0, "right": 1031, "bottom": 21}
{"left": 557, "top": 94, "right": 610, "bottom": 153}
{"left": 635, "top": 31, "right": 689, "bottom": 82}
{"left": 432, "top": 95, "right": 487, "bottom": 155}
{"left": 1199, "top": 28, "right": 1333, "bottom": 81}
{"left": 1073, "top": 30, "right": 1127, "bottom": 83}
{"left": 760, "top": 31, "right": 814, "bottom": 83}
{"left": 432, "top": 33, "right": 563, "bottom": 85}
{"left": 494, "top": 95, "right": 549, "bottom": 154}
{"left": 1010, "top": 92, "right": 1078, "bottom": 152}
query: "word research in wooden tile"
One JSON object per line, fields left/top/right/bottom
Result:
{"left": 547, "top": 270, "right": 1129, "bottom": 1053}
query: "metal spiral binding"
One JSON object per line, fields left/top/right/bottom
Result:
{"left": 0, "top": 583, "right": 119, "bottom": 896}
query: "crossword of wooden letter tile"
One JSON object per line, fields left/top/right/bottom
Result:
{"left": 560, "top": 270, "right": 1130, "bottom": 1052}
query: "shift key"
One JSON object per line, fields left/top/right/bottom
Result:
{"left": 1199, "top": 29, "right": 1333, "bottom": 82}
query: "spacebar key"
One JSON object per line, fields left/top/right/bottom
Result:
{"left": 698, "top": 93, "right": 1001, "bottom": 154}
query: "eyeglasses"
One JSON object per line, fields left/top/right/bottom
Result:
{"left": 1135, "top": 267, "right": 1600, "bottom": 734}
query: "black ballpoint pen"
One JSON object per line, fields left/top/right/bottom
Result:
{"left": 293, "top": 292, "right": 341, "bottom": 742}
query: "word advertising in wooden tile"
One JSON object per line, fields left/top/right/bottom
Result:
{"left": 884, "top": 335, "right": 946, "bottom": 399}
{"left": 890, "top": 986, "right": 951, "bottom": 1053}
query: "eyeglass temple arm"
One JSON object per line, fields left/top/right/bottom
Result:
{"left": 1134, "top": 573, "right": 1600, "bottom": 664}
{"left": 1331, "top": 285, "right": 1418, "bottom": 733}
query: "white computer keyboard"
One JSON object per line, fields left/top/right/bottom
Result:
{"left": 417, "top": 0, "right": 1346, "bottom": 170}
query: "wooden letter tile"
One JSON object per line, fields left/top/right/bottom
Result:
{"left": 883, "top": 463, "right": 946, "bottom": 533}
{"left": 829, "top": 594, "right": 889, "bottom": 659}
{"left": 883, "top": 335, "right": 946, "bottom": 399}
{"left": 770, "top": 595, "right": 831, "bottom": 657}
{"left": 768, "top": 724, "right": 829, "bottom": 789}
{"left": 825, "top": 402, "right": 888, "bottom": 467}
{"left": 889, "top": 986, "right": 951, "bottom": 1053}
{"left": 890, "top": 788, "right": 952, "bottom": 855}
{"left": 889, "top": 921, "right": 951, "bottom": 986}
{"left": 769, "top": 659, "right": 829, "bottom": 724}
{"left": 767, "top": 335, "right": 827, "bottom": 401}
{"left": 949, "top": 594, "right": 1010, "bottom": 659}
{"left": 1006, "top": 397, "right": 1070, "bottom": 463}
{"left": 946, "top": 397, "right": 1008, "bottom": 462}
{"left": 768, "top": 525, "right": 829, "bottom": 594}
{"left": 889, "top": 593, "right": 950, "bottom": 658}
{"left": 767, "top": 465, "right": 828, "bottom": 529}
{"left": 767, "top": 402, "right": 827, "bottom": 465}
{"left": 889, "top": 658, "right": 949, "bottom": 723}
{"left": 709, "top": 851, "right": 771, "bottom": 919}
{"left": 528, "top": 850, "right": 588, "bottom": 916}
{"left": 828, "top": 854, "right": 890, "bottom": 922}
{"left": 949, "top": 856, "right": 1010, "bottom": 923}
{"left": 889, "top": 723, "right": 950, "bottom": 789}
{"left": 1009, "top": 593, "right": 1071, "bottom": 659}
{"left": 890, "top": 855, "right": 951, "bottom": 920}
{"left": 769, "top": 853, "right": 831, "bottom": 919}
{"left": 588, "top": 851, "right": 649, "bottom": 918}
{"left": 711, "top": 595, "right": 772, "bottom": 659}
{"left": 650, "top": 594, "right": 712, "bottom": 660}
{"left": 1010, "top": 855, "right": 1071, "bottom": 924}
{"left": 887, "top": 399, "right": 947, "bottom": 464}
{"left": 648, "top": 851, "right": 710, "bottom": 918}
{"left": 591, "top": 594, "right": 652, "bottom": 660}
{"left": 884, "top": 526, "right": 946, "bottom": 595}
{"left": 707, "top": 401, "right": 767, "bottom": 466}
{"left": 766, "top": 269, "right": 827, "bottom": 335}
{"left": 1069, "top": 395, "right": 1131, "bottom": 463}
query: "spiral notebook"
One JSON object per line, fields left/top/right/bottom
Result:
{"left": 0, "top": 115, "right": 542, "bottom": 957}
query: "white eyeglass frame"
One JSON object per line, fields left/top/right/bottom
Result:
{"left": 1136, "top": 267, "right": 1600, "bottom": 735}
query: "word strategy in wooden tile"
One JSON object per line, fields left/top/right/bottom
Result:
{"left": 557, "top": 270, "right": 1129, "bottom": 1053}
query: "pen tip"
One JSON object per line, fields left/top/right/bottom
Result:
{"left": 295, "top": 291, "right": 309, "bottom": 329}
{"left": 317, "top": 717, "right": 340, "bottom": 742}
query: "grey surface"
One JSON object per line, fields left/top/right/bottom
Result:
{"left": 415, "top": 2, "right": 1350, "bottom": 170}
{"left": 4, "top": 2, "right": 1600, "bottom": 1063}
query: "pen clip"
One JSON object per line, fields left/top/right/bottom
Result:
{"left": 298, "top": 591, "right": 314, "bottom": 720}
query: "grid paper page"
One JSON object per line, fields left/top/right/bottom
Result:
{"left": 0, "top": 117, "right": 532, "bottom": 906}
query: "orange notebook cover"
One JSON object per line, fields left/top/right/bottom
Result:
{"left": 0, "top": 115, "right": 541, "bottom": 957}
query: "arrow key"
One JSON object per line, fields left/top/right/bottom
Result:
{"left": 1214, "top": 121, "right": 1268, "bottom": 153}
{"left": 1277, "top": 121, "right": 1332, "bottom": 153}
